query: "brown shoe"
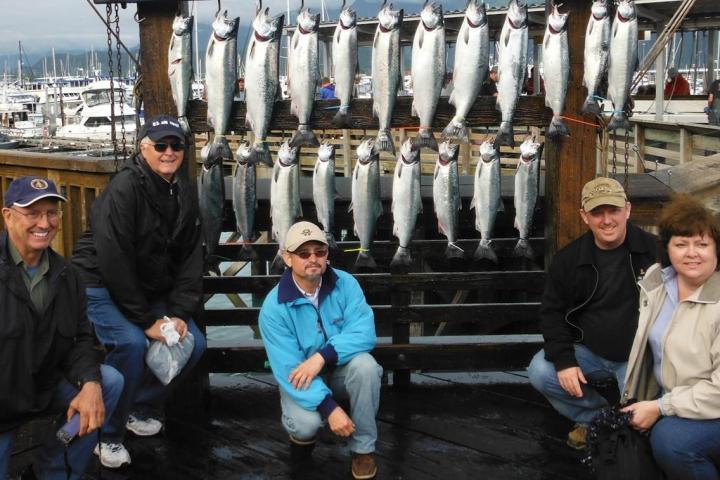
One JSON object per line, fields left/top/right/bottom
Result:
{"left": 567, "top": 423, "right": 588, "bottom": 450}
{"left": 351, "top": 453, "right": 377, "bottom": 479}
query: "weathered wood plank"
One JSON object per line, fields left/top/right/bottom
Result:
{"left": 187, "top": 95, "right": 553, "bottom": 133}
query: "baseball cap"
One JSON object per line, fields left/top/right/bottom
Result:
{"left": 284, "top": 221, "right": 328, "bottom": 253}
{"left": 138, "top": 114, "right": 185, "bottom": 142}
{"left": 581, "top": 177, "right": 627, "bottom": 211}
{"left": 4, "top": 176, "right": 67, "bottom": 208}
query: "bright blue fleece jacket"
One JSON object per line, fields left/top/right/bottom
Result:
{"left": 259, "top": 267, "right": 376, "bottom": 418}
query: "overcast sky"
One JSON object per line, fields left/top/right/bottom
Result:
{"left": 3, "top": 0, "right": 459, "bottom": 55}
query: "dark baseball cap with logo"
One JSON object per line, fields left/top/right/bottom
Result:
{"left": 3, "top": 176, "right": 67, "bottom": 208}
{"left": 138, "top": 114, "right": 185, "bottom": 142}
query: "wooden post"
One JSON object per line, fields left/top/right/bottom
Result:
{"left": 655, "top": 23, "right": 666, "bottom": 122}
{"left": 679, "top": 127, "right": 692, "bottom": 164}
{"left": 343, "top": 129, "right": 352, "bottom": 177}
{"left": 544, "top": 0, "right": 596, "bottom": 262}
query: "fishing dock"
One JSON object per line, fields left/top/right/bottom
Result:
{"left": 3, "top": 0, "right": 720, "bottom": 478}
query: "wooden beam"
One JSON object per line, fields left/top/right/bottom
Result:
{"left": 137, "top": 1, "right": 181, "bottom": 119}
{"left": 544, "top": 0, "right": 596, "bottom": 261}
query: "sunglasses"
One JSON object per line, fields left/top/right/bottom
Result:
{"left": 149, "top": 142, "right": 185, "bottom": 153}
{"left": 292, "top": 249, "right": 328, "bottom": 260}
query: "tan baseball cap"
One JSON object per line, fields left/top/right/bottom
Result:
{"left": 581, "top": 177, "right": 628, "bottom": 211}
{"left": 284, "top": 221, "right": 328, "bottom": 253}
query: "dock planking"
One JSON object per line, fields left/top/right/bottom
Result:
{"left": 54, "top": 374, "right": 590, "bottom": 480}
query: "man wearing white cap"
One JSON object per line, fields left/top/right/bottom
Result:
{"left": 259, "top": 221, "right": 382, "bottom": 480}
{"left": 527, "top": 177, "right": 657, "bottom": 450}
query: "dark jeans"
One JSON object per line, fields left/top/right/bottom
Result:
{"left": 650, "top": 415, "right": 720, "bottom": 480}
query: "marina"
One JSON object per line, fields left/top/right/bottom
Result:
{"left": 2, "top": 0, "right": 720, "bottom": 478}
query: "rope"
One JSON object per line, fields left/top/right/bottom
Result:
{"left": 559, "top": 115, "right": 601, "bottom": 128}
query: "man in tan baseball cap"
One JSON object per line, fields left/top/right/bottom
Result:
{"left": 527, "top": 177, "right": 657, "bottom": 450}
{"left": 260, "top": 221, "right": 381, "bottom": 479}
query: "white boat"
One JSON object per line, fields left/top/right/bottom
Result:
{"left": 56, "top": 80, "right": 138, "bottom": 141}
{"left": 0, "top": 103, "right": 45, "bottom": 138}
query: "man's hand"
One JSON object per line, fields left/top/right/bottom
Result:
{"left": 144, "top": 317, "right": 188, "bottom": 343}
{"left": 557, "top": 367, "right": 587, "bottom": 398}
{"left": 289, "top": 353, "right": 325, "bottom": 390}
{"left": 327, "top": 406, "right": 355, "bottom": 437}
{"left": 622, "top": 401, "right": 661, "bottom": 432}
{"left": 67, "top": 381, "right": 104, "bottom": 437}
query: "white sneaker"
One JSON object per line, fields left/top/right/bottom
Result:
{"left": 126, "top": 414, "right": 163, "bottom": 437}
{"left": 94, "top": 442, "right": 131, "bottom": 469}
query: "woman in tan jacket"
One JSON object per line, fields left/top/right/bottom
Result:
{"left": 621, "top": 195, "right": 720, "bottom": 480}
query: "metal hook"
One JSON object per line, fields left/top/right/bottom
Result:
{"left": 134, "top": 11, "right": 145, "bottom": 23}
{"left": 341, "top": 0, "right": 346, "bottom": 10}
{"left": 381, "top": 0, "right": 387, "bottom": 8}
{"left": 216, "top": 0, "right": 222, "bottom": 16}
{"left": 299, "top": 0, "right": 304, "bottom": 13}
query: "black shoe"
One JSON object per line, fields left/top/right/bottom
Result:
{"left": 289, "top": 436, "right": 316, "bottom": 465}
{"left": 18, "top": 465, "right": 38, "bottom": 480}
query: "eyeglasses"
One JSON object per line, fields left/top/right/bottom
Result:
{"left": 11, "top": 208, "right": 62, "bottom": 222}
{"left": 291, "top": 248, "right": 328, "bottom": 260}
{"left": 147, "top": 141, "right": 185, "bottom": 153}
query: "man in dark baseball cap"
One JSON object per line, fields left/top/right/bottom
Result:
{"left": 138, "top": 114, "right": 186, "bottom": 142}
{"left": 1, "top": 176, "right": 123, "bottom": 478}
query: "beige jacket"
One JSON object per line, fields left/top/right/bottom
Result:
{"left": 622, "top": 263, "right": 720, "bottom": 418}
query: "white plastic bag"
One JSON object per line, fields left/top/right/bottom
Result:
{"left": 145, "top": 318, "right": 194, "bottom": 385}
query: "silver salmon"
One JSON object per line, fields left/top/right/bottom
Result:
{"left": 472, "top": 140, "right": 503, "bottom": 263}
{"left": 513, "top": 136, "right": 542, "bottom": 259}
{"left": 270, "top": 141, "right": 303, "bottom": 272}
{"left": 232, "top": 141, "right": 257, "bottom": 261}
{"left": 205, "top": 10, "right": 239, "bottom": 140}
{"left": 606, "top": 0, "right": 638, "bottom": 131}
{"left": 288, "top": 8, "right": 320, "bottom": 147}
{"left": 199, "top": 141, "right": 226, "bottom": 274}
{"left": 582, "top": 0, "right": 611, "bottom": 115}
{"left": 543, "top": 4, "right": 570, "bottom": 140}
{"left": 433, "top": 141, "right": 463, "bottom": 259}
{"left": 313, "top": 142, "right": 338, "bottom": 251}
{"left": 391, "top": 138, "right": 422, "bottom": 268}
{"left": 331, "top": 3, "right": 358, "bottom": 128}
{"left": 168, "top": 14, "right": 193, "bottom": 134}
{"left": 350, "top": 138, "right": 382, "bottom": 270}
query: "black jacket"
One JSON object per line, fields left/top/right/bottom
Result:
{"left": 72, "top": 154, "right": 203, "bottom": 329}
{"left": 0, "top": 232, "right": 101, "bottom": 433}
{"left": 539, "top": 223, "right": 657, "bottom": 370}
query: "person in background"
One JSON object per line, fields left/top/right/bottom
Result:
{"left": 664, "top": 67, "right": 691, "bottom": 97}
{"left": 236, "top": 77, "right": 246, "bottom": 102}
{"left": 319, "top": 77, "right": 336, "bottom": 100}
{"left": 480, "top": 65, "right": 498, "bottom": 96}
{"left": 259, "top": 221, "right": 382, "bottom": 480}
{"left": 72, "top": 114, "right": 207, "bottom": 469}
{"left": 622, "top": 195, "right": 720, "bottom": 480}
{"left": 527, "top": 177, "right": 657, "bottom": 450}
{"left": 0, "top": 176, "right": 123, "bottom": 479}
{"left": 706, "top": 78, "right": 720, "bottom": 125}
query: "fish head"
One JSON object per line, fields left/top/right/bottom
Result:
{"left": 438, "top": 141, "right": 459, "bottom": 165}
{"left": 278, "top": 141, "right": 299, "bottom": 166}
{"left": 318, "top": 142, "right": 336, "bottom": 162}
{"left": 297, "top": 8, "right": 320, "bottom": 33}
{"left": 236, "top": 141, "right": 253, "bottom": 165}
{"left": 420, "top": 2, "right": 443, "bottom": 30}
{"left": 200, "top": 144, "right": 211, "bottom": 164}
{"left": 378, "top": 4, "right": 402, "bottom": 31}
{"left": 339, "top": 6, "right": 357, "bottom": 29}
{"left": 253, "top": 8, "right": 284, "bottom": 40}
{"left": 479, "top": 140, "right": 498, "bottom": 163}
{"left": 172, "top": 14, "right": 193, "bottom": 36}
{"left": 591, "top": 0, "right": 609, "bottom": 21}
{"left": 357, "top": 138, "right": 378, "bottom": 164}
{"left": 519, "top": 137, "right": 542, "bottom": 162}
{"left": 399, "top": 138, "right": 419, "bottom": 164}
{"left": 465, "top": 1, "right": 487, "bottom": 28}
{"left": 212, "top": 10, "right": 239, "bottom": 40}
{"left": 616, "top": 0, "right": 637, "bottom": 22}
{"left": 506, "top": 0, "right": 528, "bottom": 29}
{"left": 547, "top": 4, "right": 568, "bottom": 34}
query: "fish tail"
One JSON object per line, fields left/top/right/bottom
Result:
{"left": 205, "top": 254, "right": 222, "bottom": 276}
{"left": 607, "top": 113, "right": 632, "bottom": 132}
{"left": 270, "top": 253, "right": 287, "bottom": 274}
{"left": 494, "top": 122, "right": 515, "bottom": 148}
{"left": 325, "top": 231, "right": 339, "bottom": 252}
{"left": 376, "top": 129, "right": 395, "bottom": 155}
{"left": 331, "top": 107, "right": 352, "bottom": 128}
{"left": 354, "top": 251, "right": 377, "bottom": 272}
{"left": 473, "top": 239, "right": 498, "bottom": 263}
{"left": 250, "top": 143, "right": 274, "bottom": 167}
{"left": 413, "top": 128, "right": 439, "bottom": 151}
{"left": 178, "top": 116, "right": 191, "bottom": 135}
{"left": 547, "top": 117, "right": 570, "bottom": 142}
{"left": 441, "top": 118, "right": 469, "bottom": 143}
{"left": 581, "top": 97, "right": 601, "bottom": 116}
{"left": 445, "top": 242, "right": 465, "bottom": 260}
{"left": 390, "top": 245, "right": 413, "bottom": 269}
{"left": 237, "top": 243, "right": 258, "bottom": 261}
{"left": 289, "top": 125, "right": 320, "bottom": 148}
{"left": 512, "top": 238, "right": 535, "bottom": 260}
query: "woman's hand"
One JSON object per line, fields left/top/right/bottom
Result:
{"left": 621, "top": 401, "right": 661, "bottom": 432}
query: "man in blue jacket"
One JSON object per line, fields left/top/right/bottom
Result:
{"left": 259, "top": 221, "right": 382, "bottom": 480}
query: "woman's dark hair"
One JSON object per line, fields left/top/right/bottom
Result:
{"left": 657, "top": 194, "right": 720, "bottom": 267}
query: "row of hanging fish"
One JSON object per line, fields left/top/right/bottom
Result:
{"left": 582, "top": 0, "right": 638, "bottom": 131}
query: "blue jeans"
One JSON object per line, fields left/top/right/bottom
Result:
{"left": 279, "top": 353, "right": 382, "bottom": 454}
{"left": 0, "top": 364, "right": 123, "bottom": 480}
{"left": 527, "top": 344, "right": 627, "bottom": 424}
{"left": 650, "top": 415, "right": 720, "bottom": 480}
{"left": 86, "top": 287, "right": 207, "bottom": 443}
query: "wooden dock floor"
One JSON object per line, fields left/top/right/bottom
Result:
{"left": 76, "top": 374, "right": 591, "bottom": 480}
